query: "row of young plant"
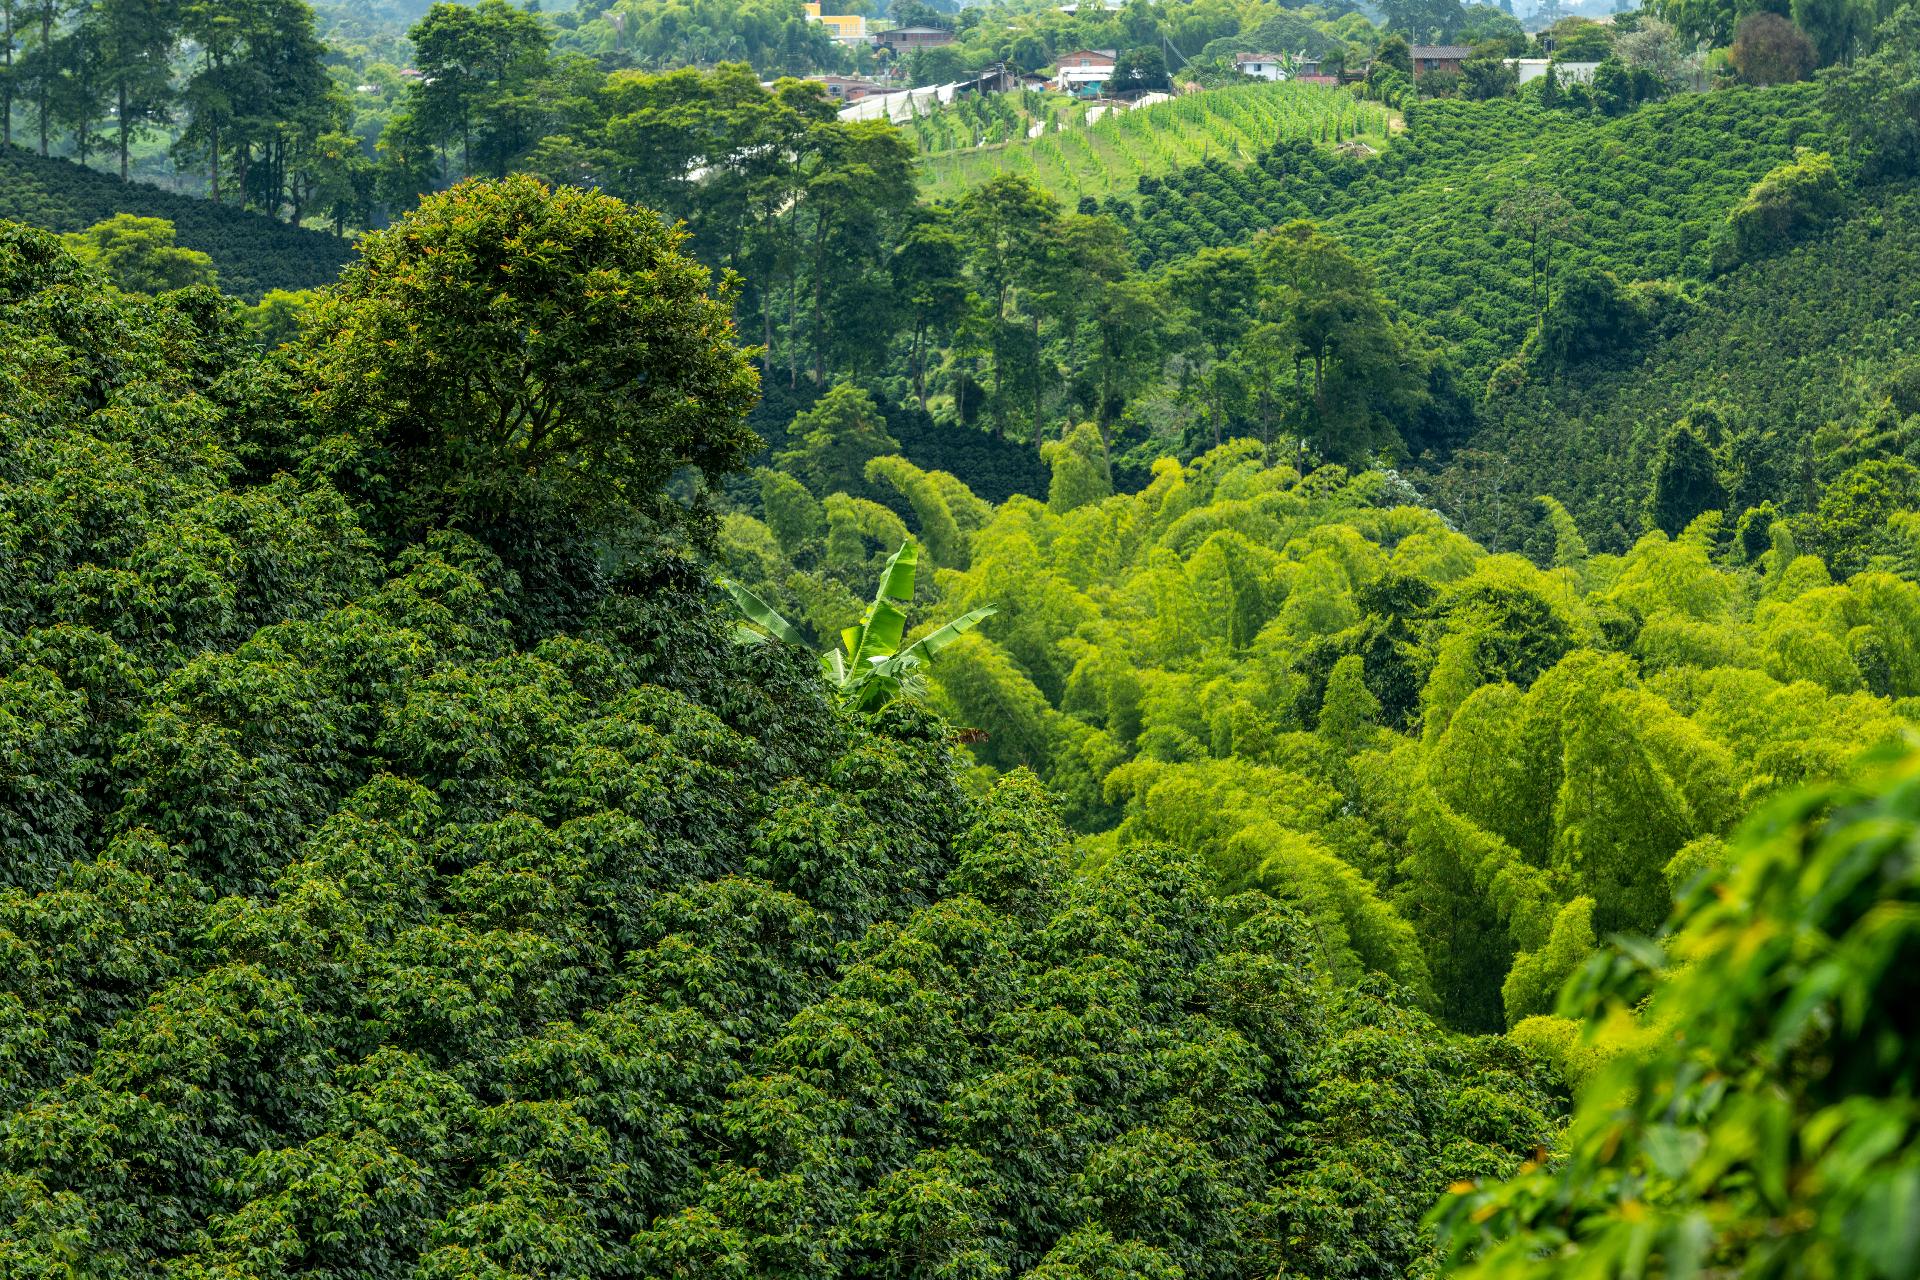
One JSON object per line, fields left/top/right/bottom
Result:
{"left": 919, "top": 81, "right": 1387, "bottom": 203}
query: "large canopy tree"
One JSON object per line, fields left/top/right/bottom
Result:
{"left": 296, "top": 173, "right": 761, "bottom": 553}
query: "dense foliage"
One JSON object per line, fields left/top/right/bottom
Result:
{"left": 2, "top": 5, "right": 1920, "bottom": 1270}
{"left": 0, "top": 194, "right": 1567, "bottom": 1279}
{"left": 9, "top": 0, "right": 1912, "bottom": 574}
{"left": 295, "top": 175, "right": 761, "bottom": 552}
{"left": 599, "top": 52, "right": 1920, "bottom": 560}
{"left": 722, "top": 434, "right": 1920, "bottom": 1040}
{"left": 1438, "top": 751, "right": 1920, "bottom": 1278}
{"left": 0, "top": 145, "right": 355, "bottom": 299}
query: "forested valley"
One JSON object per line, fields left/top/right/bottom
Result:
{"left": 4, "top": 0, "right": 1920, "bottom": 1274}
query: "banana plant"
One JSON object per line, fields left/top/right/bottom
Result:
{"left": 721, "top": 541, "right": 996, "bottom": 713}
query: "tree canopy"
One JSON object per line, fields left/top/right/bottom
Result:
{"left": 295, "top": 174, "right": 760, "bottom": 546}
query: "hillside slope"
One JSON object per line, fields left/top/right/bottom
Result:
{"left": 1432, "top": 186, "right": 1920, "bottom": 553}
{"left": 0, "top": 146, "right": 356, "bottom": 299}
{"left": 917, "top": 81, "right": 1391, "bottom": 205}
{"left": 0, "top": 205, "right": 1560, "bottom": 1280}
{"left": 1113, "top": 87, "right": 1837, "bottom": 380}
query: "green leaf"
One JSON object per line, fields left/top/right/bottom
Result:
{"left": 719, "top": 578, "right": 807, "bottom": 648}
{"left": 898, "top": 606, "right": 997, "bottom": 666}
{"left": 851, "top": 542, "right": 918, "bottom": 665}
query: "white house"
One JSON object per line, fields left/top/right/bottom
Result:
{"left": 1234, "top": 51, "right": 1320, "bottom": 80}
{"left": 1508, "top": 58, "right": 1602, "bottom": 84}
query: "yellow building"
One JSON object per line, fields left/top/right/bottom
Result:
{"left": 803, "top": 2, "right": 868, "bottom": 40}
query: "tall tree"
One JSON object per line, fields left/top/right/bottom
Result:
{"left": 1085, "top": 275, "right": 1168, "bottom": 430}
{"left": 1, "top": 0, "right": 18, "bottom": 148}
{"left": 1496, "top": 184, "right": 1579, "bottom": 324}
{"left": 960, "top": 175, "right": 1059, "bottom": 440}
{"left": 174, "top": 0, "right": 333, "bottom": 213}
{"left": 892, "top": 214, "right": 968, "bottom": 413}
{"left": 1166, "top": 244, "right": 1259, "bottom": 449}
{"left": 87, "top": 0, "right": 177, "bottom": 180}
{"left": 47, "top": 15, "right": 104, "bottom": 163}
{"left": 295, "top": 174, "right": 761, "bottom": 544}
{"left": 797, "top": 117, "right": 915, "bottom": 383}
{"left": 20, "top": 0, "right": 72, "bottom": 154}
{"left": 1258, "top": 219, "right": 1425, "bottom": 461}
{"left": 174, "top": 0, "right": 246, "bottom": 201}
{"left": 407, "top": 0, "right": 551, "bottom": 179}
{"left": 1379, "top": 0, "right": 1466, "bottom": 42}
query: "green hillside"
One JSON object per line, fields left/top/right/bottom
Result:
{"left": 1111, "top": 87, "right": 1839, "bottom": 380}
{"left": 1065, "top": 83, "right": 1919, "bottom": 553}
{"left": 1437, "top": 186, "right": 1920, "bottom": 554}
{"left": 915, "top": 81, "right": 1394, "bottom": 205}
{"left": 7, "top": 2, "right": 1920, "bottom": 1267}
{"left": 0, "top": 146, "right": 356, "bottom": 299}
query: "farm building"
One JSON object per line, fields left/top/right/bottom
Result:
{"left": 875, "top": 25, "right": 956, "bottom": 51}
{"left": 1409, "top": 45, "right": 1475, "bottom": 75}
{"left": 1052, "top": 48, "right": 1118, "bottom": 97}
{"left": 1234, "top": 52, "right": 1323, "bottom": 80}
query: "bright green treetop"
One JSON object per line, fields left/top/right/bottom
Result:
{"left": 61, "top": 214, "right": 218, "bottom": 294}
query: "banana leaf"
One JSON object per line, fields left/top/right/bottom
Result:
{"left": 718, "top": 578, "right": 808, "bottom": 648}
{"left": 719, "top": 543, "right": 996, "bottom": 712}
{"left": 845, "top": 541, "right": 918, "bottom": 668}
{"left": 899, "top": 606, "right": 997, "bottom": 664}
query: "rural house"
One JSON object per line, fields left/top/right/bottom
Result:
{"left": 802, "top": 4, "right": 868, "bottom": 41}
{"left": 1409, "top": 45, "right": 1474, "bottom": 75}
{"left": 1052, "top": 48, "right": 1118, "bottom": 97}
{"left": 875, "top": 24, "right": 955, "bottom": 51}
{"left": 1234, "top": 52, "right": 1322, "bottom": 80}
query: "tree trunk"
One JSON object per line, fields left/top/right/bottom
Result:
{"left": 762, "top": 299, "right": 774, "bottom": 378}
{"left": 1032, "top": 312, "right": 1042, "bottom": 452}
{"left": 117, "top": 82, "right": 128, "bottom": 180}
{"left": 3, "top": 1, "right": 14, "bottom": 150}
{"left": 35, "top": 4, "right": 48, "bottom": 155}
{"left": 810, "top": 265, "right": 824, "bottom": 385}
{"left": 911, "top": 323, "right": 927, "bottom": 411}
{"left": 787, "top": 273, "right": 799, "bottom": 390}
{"left": 282, "top": 138, "right": 296, "bottom": 222}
